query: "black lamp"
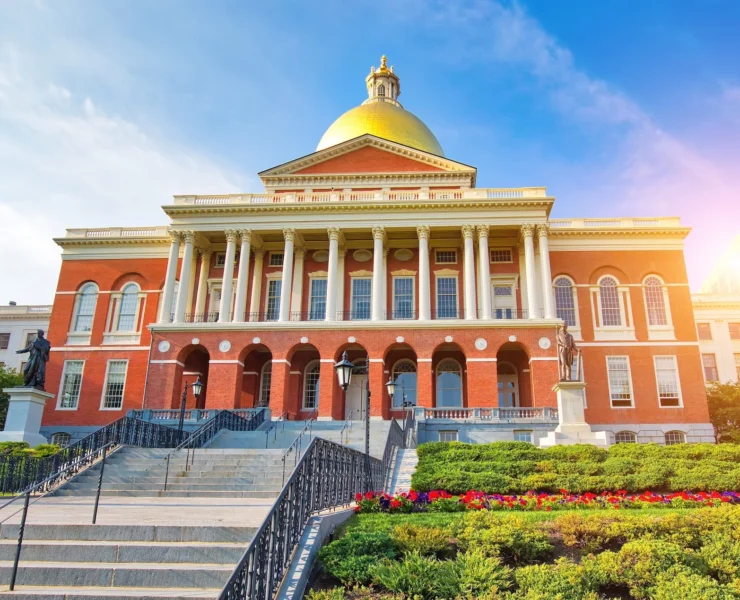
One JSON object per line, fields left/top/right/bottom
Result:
{"left": 334, "top": 351, "right": 354, "bottom": 392}
{"left": 192, "top": 376, "right": 203, "bottom": 399}
{"left": 385, "top": 377, "right": 396, "bottom": 400}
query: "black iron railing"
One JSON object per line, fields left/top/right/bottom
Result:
{"left": 0, "top": 417, "right": 184, "bottom": 495}
{"left": 402, "top": 409, "right": 416, "bottom": 448}
{"left": 219, "top": 437, "right": 382, "bottom": 600}
{"left": 381, "top": 419, "right": 405, "bottom": 491}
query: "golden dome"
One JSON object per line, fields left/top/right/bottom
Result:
{"left": 316, "top": 56, "right": 444, "bottom": 156}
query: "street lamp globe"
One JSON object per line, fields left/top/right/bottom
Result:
{"left": 192, "top": 376, "right": 204, "bottom": 399}
{"left": 334, "top": 351, "right": 354, "bottom": 391}
{"left": 385, "top": 377, "right": 397, "bottom": 400}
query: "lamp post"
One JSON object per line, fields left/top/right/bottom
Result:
{"left": 177, "top": 377, "right": 204, "bottom": 436}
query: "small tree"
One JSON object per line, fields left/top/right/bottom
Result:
{"left": 706, "top": 381, "right": 740, "bottom": 443}
{"left": 0, "top": 366, "right": 24, "bottom": 430}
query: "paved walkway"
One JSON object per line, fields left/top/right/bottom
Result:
{"left": 0, "top": 496, "right": 275, "bottom": 527}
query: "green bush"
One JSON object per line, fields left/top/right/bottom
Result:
{"left": 651, "top": 566, "right": 736, "bottom": 600}
{"left": 513, "top": 558, "right": 602, "bottom": 600}
{"left": 318, "top": 530, "right": 398, "bottom": 585}
{"left": 390, "top": 524, "right": 452, "bottom": 557}
{"left": 0, "top": 441, "right": 61, "bottom": 458}
{"left": 305, "top": 589, "right": 346, "bottom": 600}
{"left": 700, "top": 533, "right": 740, "bottom": 584}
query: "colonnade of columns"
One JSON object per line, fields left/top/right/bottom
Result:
{"left": 157, "top": 223, "right": 557, "bottom": 324}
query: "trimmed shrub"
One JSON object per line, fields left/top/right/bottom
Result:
{"left": 390, "top": 524, "right": 452, "bottom": 557}
{"left": 513, "top": 558, "right": 602, "bottom": 600}
{"left": 318, "top": 530, "right": 397, "bottom": 585}
{"left": 651, "top": 565, "right": 736, "bottom": 600}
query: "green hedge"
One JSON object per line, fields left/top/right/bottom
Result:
{"left": 410, "top": 442, "right": 740, "bottom": 494}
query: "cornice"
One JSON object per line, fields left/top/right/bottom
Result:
{"left": 550, "top": 228, "right": 691, "bottom": 239}
{"left": 262, "top": 172, "right": 475, "bottom": 190}
{"left": 55, "top": 237, "right": 170, "bottom": 248}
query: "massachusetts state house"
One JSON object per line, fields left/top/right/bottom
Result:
{"left": 41, "top": 57, "right": 714, "bottom": 446}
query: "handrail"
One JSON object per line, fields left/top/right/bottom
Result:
{"left": 265, "top": 411, "right": 288, "bottom": 448}
{"left": 338, "top": 411, "right": 354, "bottom": 445}
{"left": 402, "top": 409, "right": 416, "bottom": 448}
{"left": 219, "top": 437, "right": 383, "bottom": 600}
{"left": 381, "top": 419, "right": 405, "bottom": 492}
{"left": 281, "top": 414, "right": 315, "bottom": 485}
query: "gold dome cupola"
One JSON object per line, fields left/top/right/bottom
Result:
{"left": 364, "top": 55, "right": 402, "bottom": 107}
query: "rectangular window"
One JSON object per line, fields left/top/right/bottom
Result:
{"left": 214, "top": 253, "right": 226, "bottom": 268}
{"left": 735, "top": 354, "right": 740, "bottom": 380}
{"left": 729, "top": 323, "right": 740, "bottom": 340}
{"left": 308, "top": 278, "right": 327, "bottom": 321}
{"left": 490, "top": 249, "right": 513, "bottom": 263}
{"left": 697, "top": 323, "right": 712, "bottom": 340}
{"left": 393, "top": 277, "right": 415, "bottom": 319}
{"left": 654, "top": 356, "right": 682, "bottom": 407}
{"left": 58, "top": 360, "right": 84, "bottom": 409}
{"left": 436, "top": 277, "right": 458, "bottom": 318}
{"left": 435, "top": 250, "right": 457, "bottom": 264}
{"left": 606, "top": 356, "right": 633, "bottom": 407}
{"left": 265, "top": 279, "right": 282, "bottom": 321}
{"left": 350, "top": 278, "right": 372, "bottom": 320}
{"left": 24, "top": 332, "right": 37, "bottom": 347}
{"left": 102, "top": 360, "right": 127, "bottom": 410}
{"left": 438, "top": 430, "right": 458, "bottom": 442}
{"left": 702, "top": 354, "right": 719, "bottom": 382}
{"left": 0, "top": 333, "right": 9, "bottom": 350}
{"left": 269, "top": 252, "right": 284, "bottom": 267}
{"left": 513, "top": 430, "right": 533, "bottom": 443}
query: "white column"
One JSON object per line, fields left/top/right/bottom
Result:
{"left": 371, "top": 226, "right": 385, "bottom": 321}
{"left": 477, "top": 225, "right": 492, "bottom": 320}
{"left": 232, "top": 230, "right": 252, "bottom": 322}
{"left": 325, "top": 228, "right": 340, "bottom": 321}
{"left": 537, "top": 224, "right": 556, "bottom": 319}
{"left": 290, "top": 247, "right": 306, "bottom": 318}
{"left": 522, "top": 224, "right": 539, "bottom": 319}
{"left": 336, "top": 247, "right": 346, "bottom": 320}
{"left": 278, "top": 228, "right": 295, "bottom": 322}
{"left": 173, "top": 231, "right": 195, "bottom": 323}
{"left": 218, "top": 230, "right": 238, "bottom": 323}
{"left": 417, "top": 226, "right": 431, "bottom": 320}
{"left": 194, "top": 248, "right": 212, "bottom": 318}
{"left": 462, "top": 225, "right": 477, "bottom": 320}
{"left": 158, "top": 231, "right": 181, "bottom": 323}
{"left": 249, "top": 249, "right": 265, "bottom": 321}
{"left": 383, "top": 248, "right": 389, "bottom": 318}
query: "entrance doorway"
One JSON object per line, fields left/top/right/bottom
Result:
{"left": 497, "top": 362, "right": 519, "bottom": 407}
{"left": 345, "top": 359, "right": 367, "bottom": 419}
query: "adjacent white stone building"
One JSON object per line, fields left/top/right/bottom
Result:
{"left": 0, "top": 303, "right": 52, "bottom": 372}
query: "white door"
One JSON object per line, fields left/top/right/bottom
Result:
{"left": 498, "top": 375, "right": 519, "bottom": 407}
{"left": 345, "top": 374, "right": 366, "bottom": 420}
{"left": 492, "top": 284, "right": 516, "bottom": 319}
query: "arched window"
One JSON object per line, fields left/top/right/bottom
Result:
{"left": 116, "top": 283, "right": 140, "bottom": 332}
{"left": 50, "top": 432, "right": 71, "bottom": 447}
{"left": 497, "top": 362, "right": 519, "bottom": 407}
{"left": 553, "top": 277, "right": 577, "bottom": 327}
{"left": 73, "top": 283, "right": 98, "bottom": 332}
{"left": 353, "top": 359, "right": 368, "bottom": 376}
{"left": 643, "top": 276, "right": 668, "bottom": 326}
{"left": 615, "top": 431, "right": 636, "bottom": 444}
{"left": 436, "top": 359, "right": 463, "bottom": 408}
{"left": 303, "top": 360, "right": 321, "bottom": 410}
{"left": 665, "top": 431, "right": 686, "bottom": 445}
{"left": 392, "top": 360, "right": 417, "bottom": 408}
{"left": 599, "top": 276, "right": 622, "bottom": 326}
{"left": 378, "top": 84, "right": 386, "bottom": 97}
{"left": 258, "top": 361, "right": 272, "bottom": 407}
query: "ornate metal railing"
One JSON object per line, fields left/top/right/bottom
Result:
{"left": 403, "top": 409, "right": 416, "bottom": 448}
{"left": 381, "top": 419, "right": 405, "bottom": 491}
{"left": 0, "top": 417, "right": 184, "bottom": 495}
{"left": 419, "top": 407, "right": 559, "bottom": 421}
{"left": 281, "top": 414, "right": 316, "bottom": 485}
{"left": 128, "top": 408, "right": 265, "bottom": 423}
{"left": 219, "top": 437, "right": 382, "bottom": 600}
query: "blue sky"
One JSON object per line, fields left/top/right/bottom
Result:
{"left": 1, "top": 0, "right": 739, "bottom": 303}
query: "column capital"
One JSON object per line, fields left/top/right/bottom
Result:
{"left": 475, "top": 224, "right": 490, "bottom": 240}
{"left": 237, "top": 229, "right": 252, "bottom": 244}
{"left": 224, "top": 229, "right": 240, "bottom": 243}
{"left": 372, "top": 225, "right": 386, "bottom": 241}
{"left": 253, "top": 248, "right": 266, "bottom": 259}
{"left": 416, "top": 225, "right": 430, "bottom": 240}
{"left": 167, "top": 228, "right": 182, "bottom": 244}
{"left": 327, "top": 226, "right": 341, "bottom": 241}
{"left": 181, "top": 230, "right": 196, "bottom": 244}
{"left": 536, "top": 223, "right": 550, "bottom": 238}
{"left": 282, "top": 228, "right": 296, "bottom": 242}
{"left": 461, "top": 224, "right": 475, "bottom": 239}
{"left": 198, "top": 247, "right": 213, "bottom": 259}
{"left": 521, "top": 223, "right": 536, "bottom": 238}
{"left": 294, "top": 247, "right": 307, "bottom": 259}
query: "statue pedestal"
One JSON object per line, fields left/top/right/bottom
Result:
{"left": 539, "top": 382, "right": 609, "bottom": 448}
{"left": 0, "top": 387, "right": 55, "bottom": 447}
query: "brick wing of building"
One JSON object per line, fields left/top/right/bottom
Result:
{"left": 41, "top": 57, "right": 713, "bottom": 446}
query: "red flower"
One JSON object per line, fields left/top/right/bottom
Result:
{"left": 355, "top": 493, "right": 363, "bottom": 502}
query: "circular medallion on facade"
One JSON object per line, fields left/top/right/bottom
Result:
{"left": 474, "top": 338, "right": 487, "bottom": 351}
{"left": 538, "top": 337, "right": 551, "bottom": 350}
{"left": 445, "top": 335, "right": 453, "bottom": 343}
{"left": 396, "top": 336, "right": 404, "bottom": 343}
{"left": 313, "top": 250, "right": 329, "bottom": 263}
{"left": 252, "top": 337, "right": 261, "bottom": 344}
{"left": 353, "top": 249, "right": 372, "bottom": 262}
{"left": 508, "top": 335, "right": 517, "bottom": 343}
{"left": 394, "top": 249, "right": 413, "bottom": 262}
{"left": 191, "top": 338, "right": 200, "bottom": 345}
{"left": 348, "top": 336, "right": 356, "bottom": 343}
{"left": 219, "top": 340, "right": 231, "bottom": 353}
{"left": 157, "top": 341, "right": 170, "bottom": 353}
{"left": 300, "top": 336, "right": 309, "bottom": 344}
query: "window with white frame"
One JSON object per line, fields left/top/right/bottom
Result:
{"left": 606, "top": 356, "right": 633, "bottom": 407}
{"left": 438, "top": 430, "right": 458, "bottom": 442}
{"left": 303, "top": 361, "right": 320, "bottom": 410}
{"left": 73, "top": 283, "right": 98, "bottom": 332}
{"left": 351, "top": 278, "right": 372, "bottom": 320}
{"left": 435, "top": 250, "right": 457, "bottom": 264}
{"left": 702, "top": 354, "right": 719, "bottom": 382}
{"left": 50, "top": 432, "right": 71, "bottom": 447}
{"left": 308, "top": 278, "right": 327, "bottom": 320}
{"left": 58, "top": 360, "right": 84, "bottom": 409}
{"left": 393, "top": 277, "right": 415, "bottom": 319}
{"left": 265, "top": 279, "right": 282, "bottom": 321}
{"left": 259, "top": 361, "right": 272, "bottom": 407}
{"left": 615, "top": 431, "right": 637, "bottom": 444}
{"left": 643, "top": 276, "right": 669, "bottom": 326}
{"left": 269, "top": 252, "right": 284, "bottom": 267}
{"left": 697, "top": 323, "right": 712, "bottom": 340}
{"left": 169, "top": 281, "right": 179, "bottom": 320}
{"left": 436, "top": 277, "right": 458, "bottom": 318}
{"left": 599, "top": 277, "right": 622, "bottom": 326}
{"left": 492, "top": 283, "right": 516, "bottom": 319}
{"left": 735, "top": 354, "right": 740, "bottom": 380}
{"left": 730, "top": 323, "right": 740, "bottom": 340}
{"left": 592, "top": 275, "right": 635, "bottom": 340}
{"left": 101, "top": 360, "right": 128, "bottom": 409}
{"left": 490, "top": 249, "right": 513, "bottom": 263}
{"left": 665, "top": 431, "right": 686, "bottom": 445}
{"left": 436, "top": 359, "right": 463, "bottom": 407}
{"left": 654, "top": 356, "right": 682, "bottom": 407}
{"left": 0, "top": 333, "right": 9, "bottom": 350}
{"left": 554, "top": 277, "right": 578, "bottom": 327}
{"left": 392, "top": 360, "right": 417, "bottom": 407}
{"left": 116, "top": 283, "right": 140, "bottom": 332}
{"left": 513, "top": 430, "right": 532, "bottom": 443}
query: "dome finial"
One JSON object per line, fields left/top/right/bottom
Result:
{"left": 380, "top": 55, "right": 388, "bottom": 71}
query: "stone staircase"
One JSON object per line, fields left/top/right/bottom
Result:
{"left": 0, "top": 523, "right": 254, "bottom": 598}
{"left": 388, "top": 448, "right": 418, "bottom": 494}
{"left": 52, "top": 447, "right": 286, "bottom": 499}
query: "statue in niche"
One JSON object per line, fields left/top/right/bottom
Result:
{"left": 16, "top": 329, "right": 51, "bottom": 390}
{"left": 557, "top": 324, "right": 580, "bottom": 382}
